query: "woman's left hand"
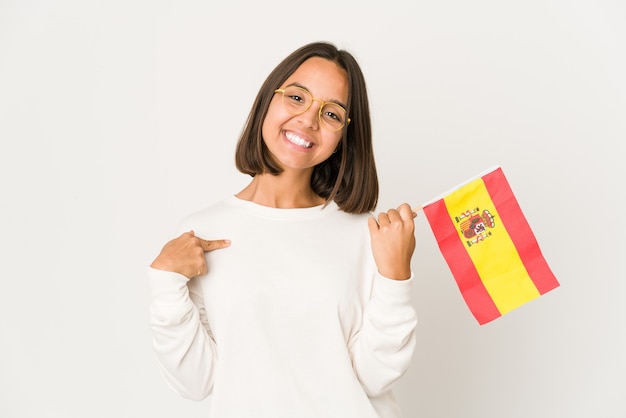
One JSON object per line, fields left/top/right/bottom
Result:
{"left": 368, "top": 203, "right": 417, "bottom": 281}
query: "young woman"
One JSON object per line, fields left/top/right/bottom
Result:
{"left": 149, "top": 41, "right": 418, "bottom": 417}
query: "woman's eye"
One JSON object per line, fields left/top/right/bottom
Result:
{"left": 287, "top": 95, "right": 304, "bottom": 103}
{"left": 326, "top": 112, "right": 338, "bottom": 121}
{"left": 323, "top": 110, "right": 342, "bottom": 122}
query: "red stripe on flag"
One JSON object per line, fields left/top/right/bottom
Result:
{"left": 424, "top": 198, "right": 502, "bottom": 324}
{"left": 482, "top": 168, "right": 559, "bottom": 295}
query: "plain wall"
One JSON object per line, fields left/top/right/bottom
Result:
{"left": 1, "top": 1, "right": 624, "bottom": 417}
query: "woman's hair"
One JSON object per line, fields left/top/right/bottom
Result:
{"left": 235, "top": 41, "right": 378, "bottom": 214}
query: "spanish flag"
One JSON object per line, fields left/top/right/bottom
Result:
{"left": 422, "top": 166, "right": 559, "bottom": 325}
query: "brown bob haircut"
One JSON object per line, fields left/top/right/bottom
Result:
{"left": 235, "top": 41, "right": 378, "bottom": 214}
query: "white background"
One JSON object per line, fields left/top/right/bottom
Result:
{"left": 1, "top": 1, "right": 624, "bottom": 417}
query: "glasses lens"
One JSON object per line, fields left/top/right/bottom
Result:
{"left": 320, "top": 103, "right": 346, "bottom": 131}
{"left": 281, "top": 86, "right": 311, "bottom": 115}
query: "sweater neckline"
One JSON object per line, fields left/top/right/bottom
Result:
{"left": 224, "top": 195, "right": 338, "bottom": 221}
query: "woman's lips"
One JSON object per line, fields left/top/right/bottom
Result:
{"left": 285, "top": 131, "right": 313, "bottom": 149}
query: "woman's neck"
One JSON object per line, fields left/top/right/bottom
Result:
{"left": 236, "top": 172, "right": 325, "bottom": 209}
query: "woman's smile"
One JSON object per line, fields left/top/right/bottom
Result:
{"left": 284, "top": 131, "right": 313, "bottom": 149}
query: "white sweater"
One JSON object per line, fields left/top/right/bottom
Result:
{"left": 149, "top": 196, "right": 418, "bottom": 418}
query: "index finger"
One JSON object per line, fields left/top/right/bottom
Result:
{"left": 199, "top": 238, "right": 231, "bottom": 252}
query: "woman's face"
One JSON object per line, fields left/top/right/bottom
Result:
{"left": 262, "top": 57, "right": 348, "bottom": 174}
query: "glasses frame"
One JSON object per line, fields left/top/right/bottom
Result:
{"left": 274, "top": 86, "right": 351, "bottom": 132}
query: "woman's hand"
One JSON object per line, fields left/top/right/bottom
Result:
{"left": 368, "top": 203, "right": 416, "bottom": 281}
{"left": 150, "top": 230, "right": 231, "bottom": 279}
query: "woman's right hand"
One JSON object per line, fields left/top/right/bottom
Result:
{"left": 150, "top": 230, "right": 231, "bottom": 278}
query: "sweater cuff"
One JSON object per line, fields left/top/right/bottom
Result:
{"left": 147, "top": 267, "right": 190, "bottom": 304}
{"left": 374, "top": 271, "right": 414, "bottom": 306}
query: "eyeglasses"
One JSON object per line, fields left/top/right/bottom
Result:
{"left": 274, "top": 85, "right": 350, "bottom": 132}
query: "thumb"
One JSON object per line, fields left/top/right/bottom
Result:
{"left": 199, "top": 238, "right": 231, "bottom": 252}
{"left": 396, "top": 203, "right": 417, "bottom": 220}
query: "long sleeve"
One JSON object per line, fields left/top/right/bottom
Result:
{"left": 148, "top": 267, "right": 217, "bottom": 400}
{"left": 349, "top": 272, "right": 418, "bottom": 397}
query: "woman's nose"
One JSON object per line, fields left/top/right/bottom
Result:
{"left": 296, "top": 101, "right": 321, "bottom": 129}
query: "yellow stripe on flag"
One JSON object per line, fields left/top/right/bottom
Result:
{"left": 443, "top": 177, "right": 541, "bottom": 315}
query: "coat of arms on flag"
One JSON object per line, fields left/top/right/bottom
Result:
{"left": 422, "top": 166, "right": 560, "bottom": 325}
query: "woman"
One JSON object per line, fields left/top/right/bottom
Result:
{"left": 149, "top": 41, "right": 418, "bottom": 417}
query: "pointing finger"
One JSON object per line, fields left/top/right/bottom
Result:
{"left": 199, "top": 238, "right": 231, "bottom": 252}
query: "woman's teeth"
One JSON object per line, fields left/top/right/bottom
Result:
{"left": 286, "top": 132, "right": 312, "bottom": 148}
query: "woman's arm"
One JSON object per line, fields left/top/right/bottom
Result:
{"left": 149, "top": 268, "right": 217, "bottom": 400}
{"left": 349, "top": 203, "right": 418, "bottom": 396}
{"left": 148, "top": 231, "right": 230, "bottom": 400}
{"left": 349, "top": 272, "right": 417, "bottom": 397}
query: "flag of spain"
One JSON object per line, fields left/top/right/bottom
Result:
{"left": 422, "top": 166, "right": 560, "bottom": 325}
